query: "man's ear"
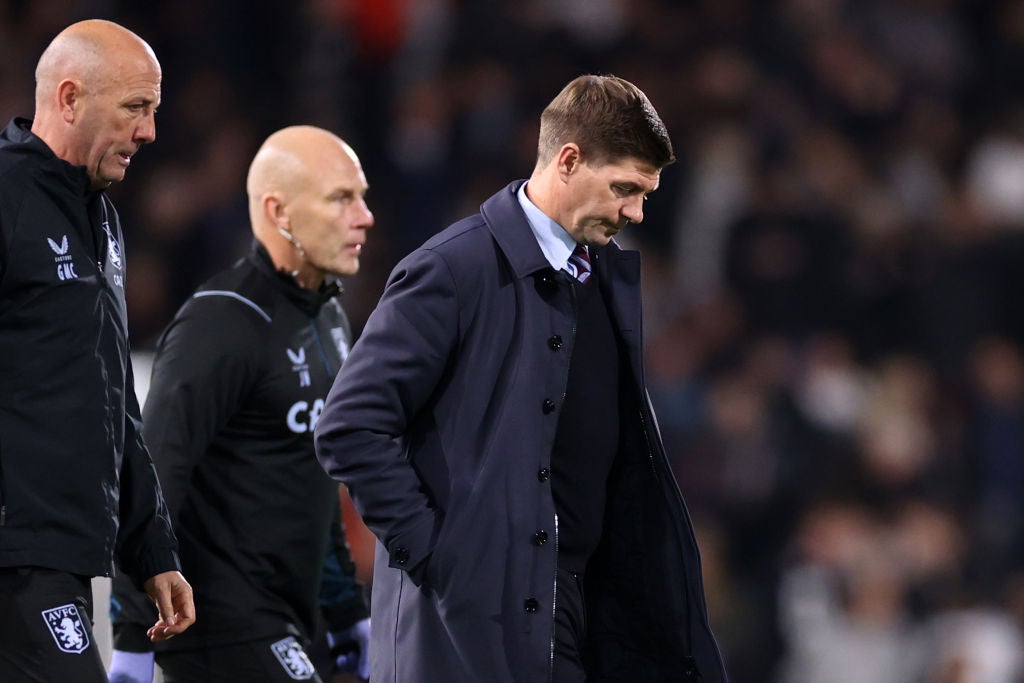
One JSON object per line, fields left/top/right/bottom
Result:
{"left": 57, "top": 79, "right": 79, "bottom": 123}
{"left": 556, "top": 143, "right": 582, "bottom": 181}
{"left": 263, "top": 192, "right": 288, "bottom": 229}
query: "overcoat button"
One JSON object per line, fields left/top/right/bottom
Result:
{"left": 542, "top": 399, "right": 556, "bottom": 414}
{"left": 533, "top": 531, "right": 548, "bottom": 546}
{"left": 682, "top": 656, "right": 702, "bottom": 681}
{"left": 394, "top": 546, "right": 410, "bottom": 565}
{"left": 537, "top": 467, "right": 551, "bottom": 482}
{"left": 524, "top": 598, "right": 539, "bottom": 613}
{"left": 547, "top": 335, "right": 563, "bottom": 350}
{"left": 535, "top": 272, "right": 559, "bottom": 299}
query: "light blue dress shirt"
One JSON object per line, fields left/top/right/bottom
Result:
{"left": 516, "top": 182, "right": 583, "bottom": 273}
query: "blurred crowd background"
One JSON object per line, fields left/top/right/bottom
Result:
{"left": 5, "top": 0, "right": 1024, "bottom": 680}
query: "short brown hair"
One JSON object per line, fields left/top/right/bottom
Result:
{"left": 537, "top": 74, "right": 675, "bottom": 169}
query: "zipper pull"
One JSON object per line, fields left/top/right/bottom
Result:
{"left": 1, "top": 505, "right": 6, "bottom": 526}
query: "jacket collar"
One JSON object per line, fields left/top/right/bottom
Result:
{"left": 246, "top": 239, "right": 342, "bottom": 316}
{"left": 1, "top": 117, "right": 95, "bottom": 198}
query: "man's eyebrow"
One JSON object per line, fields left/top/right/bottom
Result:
{"left": 614, "top": 182, "right": 646, "bottom": 192}
{"left": 329, "top": 186, "right": 369, "bottom": 198}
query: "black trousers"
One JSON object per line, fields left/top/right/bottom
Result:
{"left": 0, "top": 567, "right": 107, "bottom": 683}
{"left": 157, "top": 635, "right": 325, "bottom": 683}
{"left": 553, "top": 566, "right": 588, "bottom": 683}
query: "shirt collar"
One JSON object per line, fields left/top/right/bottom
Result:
{"left": 516, "top": 182, "right": 578, "bottom": 272}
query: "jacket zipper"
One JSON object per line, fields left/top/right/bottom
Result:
{"left": 0, "top": 438, "right": 6, "bottom": 526}
{"left": 96, "top": 197, "right": 110, "bottom": 274}
{"left": 311, "top": 322, "right": 336, "bottom": 378}
{"left": 99, "top": 196, "right": 121, "bottom": 281}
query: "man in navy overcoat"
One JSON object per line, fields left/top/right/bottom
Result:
{"left": 315, "top": 74, "right": 727, "bottom": 683}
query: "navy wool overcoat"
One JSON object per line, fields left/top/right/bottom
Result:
{"left": 315, "top": 181, "right": 727, "bottom": 682}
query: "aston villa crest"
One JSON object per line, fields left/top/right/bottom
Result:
{"left": 270, "top": 636, "right": 316, "bottom": 680}
{"left": 41, "top": 603, "right": 90, "bottom": 654}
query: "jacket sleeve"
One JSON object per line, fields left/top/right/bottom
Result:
{"left": 113, "top": 355, "right": 180, "bottom": 589}
{"left": 112, "top": 298, "right": 263, "bottom": 646}
{"left": 315, "top": 247, "right": 458, "bottom": 580}
{"left": 110, "top": 355, "right": 182, "bottom": 653}
{"left": 319, "top": 500, "right": 370, "bottom": 631}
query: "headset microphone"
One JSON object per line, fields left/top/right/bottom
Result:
{"left": 276, "top": 225, "right": 307, "bottom": 278}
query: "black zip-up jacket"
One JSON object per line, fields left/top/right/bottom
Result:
{"left": 112, "top": 242, "right": 368, "bottom": 652}
{"left": 0, "top": 118, "right": 179, "bottom": 584}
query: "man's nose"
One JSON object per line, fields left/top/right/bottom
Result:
{"left": 134, "top": 112, "right": 156, "bottom": 145}
{"left": 357, "top": 198, "right": 374, "bottom": 229}
{"left": 622, "top": 197, "right": 644, "bottom": 224}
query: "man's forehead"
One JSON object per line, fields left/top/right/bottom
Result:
{"left": 607, "top": 162, "right": 661, "bottom": 189}
{"left": 297, "top": 159, "right": 358, "bottom": 195}
{"left": 323, "top": 172, "right": 369, "bottom": 195}
{"left": 97, "top": 61, "right": 161, "bottom": 94}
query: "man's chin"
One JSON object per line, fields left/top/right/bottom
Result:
{"left": 92, "top": 171, "right": 125, "bottom": 189}
{"left": 331, "top": 260, "right": 360, "bottom": 278}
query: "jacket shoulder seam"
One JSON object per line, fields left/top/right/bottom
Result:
{"left": 190, "top": 290, "right": 272, "bottom": 323}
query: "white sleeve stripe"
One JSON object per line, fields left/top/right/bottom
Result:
{"left": 191, "top": 290, "right": 272, "bottom": 323}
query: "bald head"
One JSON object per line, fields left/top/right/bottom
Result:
{"left": 31, "top": 20, "right": 161, "bottom": 189}
{"left": 246, "top": 126, "right": 361, "bottom": 206}
{"left": 248, "top": 126, "right": 373, "bottom": 289}
{"left": 35, "top": 20, "right": 158, "bottom": 114}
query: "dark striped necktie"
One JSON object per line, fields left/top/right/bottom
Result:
{"left": 567, "top": 244, "right": 592, "bottom": 284}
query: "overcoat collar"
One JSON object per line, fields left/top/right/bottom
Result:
{"left": 480, "top": 180, "right": 639, "bottom": 281}
{"left": 480, "top": 180, "right": 552, "bottom": 279}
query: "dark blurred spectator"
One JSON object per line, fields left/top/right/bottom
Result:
{"left": 965, "top": 337, "right": 1024, "bottom": 577}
